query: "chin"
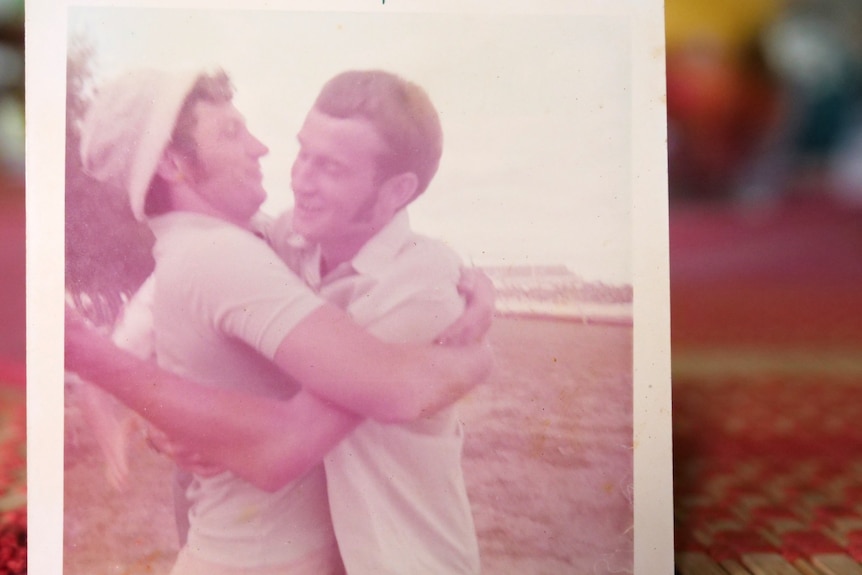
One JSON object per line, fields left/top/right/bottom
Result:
{"left": 292, "top": 220, "right": 317, "bottom": 241}
{"left": 292, "top": 213, "right": 319, "bottom": 238}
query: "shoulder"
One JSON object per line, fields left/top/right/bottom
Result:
{"left": 366, "top": 233, "right": 466, "bottom": 337}
{"left": 394, "top": 233, "right": 462, "bottom": 282}
{"left": 374, "top": 233, "right": 463, "bottom": 308}
{"left": 151, "top": 216, "right": 318, "bottom": 343}
{"left": 160, "top": 216, "right": 272, "bottom": 262}
{"left": 154, "top": 215, "right": 298, "bottom": 288}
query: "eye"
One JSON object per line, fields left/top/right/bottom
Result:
{"left": 320, "top": 159, "right": 345, "bottom": 176}
{"left": 221, "top": 120, "right": 241, "bottom": 139}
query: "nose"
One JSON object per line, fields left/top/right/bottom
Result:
{"left": 247, "top": 131, "right": 269, "bottom": 158}
{"left": 291, "top": 153, "right": 314, "bottom": 195}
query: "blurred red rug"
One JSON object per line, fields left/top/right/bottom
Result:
{"left": 0, "top": 383, "right": 25, "bottom": 575}
{"left": 671, "top": 196, "right": 862, "bottom": 349}
{"left": 0, "top": 179, "right": 25, "bottom": 573}
{"left": 0, "top": 186, "right": 25, "bottom": 368}
{"left": 671, "top": 195, "right": 862, "bottom": 574}
{"left": 674, "top": 372, "right": 862, "bottom": 574}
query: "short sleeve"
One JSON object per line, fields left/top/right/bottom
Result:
{"left": 364, "top": 237, "right": 465, "bottom": 344}
{"left": 162, "top": 223, "right": 324, "bottom": 360}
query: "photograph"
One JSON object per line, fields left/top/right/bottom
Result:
{"left": 27, "top": 2, "right": 671, "bottom": 574}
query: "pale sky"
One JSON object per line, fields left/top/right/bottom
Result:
{"left": 68, "top": 6, "right": 633, "bottom": 283}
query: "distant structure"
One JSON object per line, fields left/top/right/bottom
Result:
{"left": 481, "top": 265, "right": 632, "bottom": 324}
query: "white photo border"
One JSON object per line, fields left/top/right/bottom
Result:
{"left": 26, "top": 1, "right": 672, "bottom": 573}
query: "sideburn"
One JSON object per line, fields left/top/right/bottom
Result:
{"left": 348, "top": 187, "right": 382, "bottom": 225}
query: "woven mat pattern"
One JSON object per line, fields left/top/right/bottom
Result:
{"left": 0, "top": 386, "right": 25, "bottom": 574}
{"left": 674, "top": 374, "right": 862, "bottom": 573}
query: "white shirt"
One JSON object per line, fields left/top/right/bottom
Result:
{"left": 278, "top": 210, "right": 482, "bottom": 575}
{"left": 149, "top": 211, "right": 336, "bottom": 568}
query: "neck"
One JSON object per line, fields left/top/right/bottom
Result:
{"left": 316, "top": 209, "right": 404, "bottom": 275}
{"left": 169, "top": 184, "right": 253, "bottom": 231}
{"left": 318, "top": 238, "right": 366, "bottom": 276}
{"left": 317, "top": 218, "right": 387, "bottom": 275}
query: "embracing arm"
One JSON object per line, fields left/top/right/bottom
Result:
{"left": 437, "top": 267, "right": 497, "bottom": 345}
{"left": 65, "top": 263, "right": 494, "bottom": 487}
{"left": 74, "top": 276, "right": 156, "bottom": 490}
{"left": 273, "top": 303, "right": 492, "bottom": 424}
{"left": 74, "top": 313, "right": 488, "bottom": 490}
{"left": 65, "top": 307, "right": 359, "bottom": 491}
{"left": 231, "top": 268, "right": 493, "bottom": 484}
{"left": 239, "top": 266, "right": 495, "bottom": 483}
{"left": 273, "top": 266, "right": 496, "bottom": 423}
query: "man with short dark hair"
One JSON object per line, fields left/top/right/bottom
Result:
{"left": 271, "top": 69, "right": 484, "bottom": 574}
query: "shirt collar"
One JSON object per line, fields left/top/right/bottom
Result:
{"left": 347, "top": 209, "right": 412, "bottom": 278}
{"left": 148, "top": 210, "right": 220, "bottom": 237}
{"left": 149, "top": 210, "right": 261, "bottom": 238}
{"left": 298, "top": 210, "right": 413, "bottom": 288}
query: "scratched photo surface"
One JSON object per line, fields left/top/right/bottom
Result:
{"left": 58, "top": 5, "right": 648, "bottom": 574}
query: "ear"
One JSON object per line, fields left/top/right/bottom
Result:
{"left": 155, "top": 149, "right": 188, "bottom": 184}
{"left": 379, "top": 172, "right": 419, "bottom": 214}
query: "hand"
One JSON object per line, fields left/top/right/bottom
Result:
{"left": 143, "top": 424, "right": 225, "bottom": 477}
{"left": 435, "top": 267, "right": 496, "bottom": 345}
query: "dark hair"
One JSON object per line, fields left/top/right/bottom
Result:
{"left": 313, "top": 70, "right": 443, "bottom": 198}
{"left": 144, "top": 70, "right": 234, "bottom": 217}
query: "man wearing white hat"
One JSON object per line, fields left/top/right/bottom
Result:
{"left": 69, "top": 67, "right": 493, "bottom": 575}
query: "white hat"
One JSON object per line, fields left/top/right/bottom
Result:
{"left": 79, "top": 68, "right": 199, "bottom": 221}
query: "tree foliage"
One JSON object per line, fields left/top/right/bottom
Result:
{"left": 65, "top": 36, "right": 155, "bottom": 327}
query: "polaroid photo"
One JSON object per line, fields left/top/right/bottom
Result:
{"left": 27, "top": 1, "right": 672, "bottom": 573}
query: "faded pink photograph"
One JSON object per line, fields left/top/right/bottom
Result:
{"left": 59, "top": 5, "right": 649, "bottom": 575}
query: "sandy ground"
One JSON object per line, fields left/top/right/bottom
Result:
{"left": 64, "top": 316, "right": 633, "bottom": 575}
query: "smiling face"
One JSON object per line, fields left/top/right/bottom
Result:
{"left": 290, "top": 107, "right": 395, "bottom": 262}
{"left": 184, "top": 100, "right": 270, "bottom": 226}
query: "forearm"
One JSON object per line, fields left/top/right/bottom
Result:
{"left": 274, "top": 305, "right": 493, "bottom": 423}
{"left": 195, "top": 391, "right": 359, "bottom": 491}
{"left": 389, "top": 341, "right": 494, "bottom": 422}
{"left": 69, "top": 344, "right": 259, "bottom": 443}
{"left": 68, "top": 339, "right": 289, "bottom": 470}
{"left": 243, "top": 391, "right": 360, "bottom": 491}
{"left": 68, "top": 334, "right": 360, "bottom": 490}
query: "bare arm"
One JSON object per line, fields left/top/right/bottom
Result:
{"left": 194, "top": 272, "right": 492, "bottom": 485}
{"left": 66, "top": 304, "right": 491, "bottom": 487}
{"left": 65, "top": 249, "right": 494, "bottom": 486}
{"left": 273, "top": 304, "right": 492, "bottom": 423}
{"left": 65, "top": 307, "right": 360, "bottom": 491}
{"left": 241, "top": 267, "right": 494, "bottom": 483}
{"left": 74, "top": 277, "right": 156, "bottom": 490}
{"left": 185, "top": 228, "right": 492, "bottom": 423}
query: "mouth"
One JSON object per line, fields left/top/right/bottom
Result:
{"left": 294, "top": 200, "right": 325, "bottom": 216}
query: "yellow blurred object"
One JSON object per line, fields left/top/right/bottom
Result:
{"left": 665, "top": 0, "right": 784, "bottom": 54}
